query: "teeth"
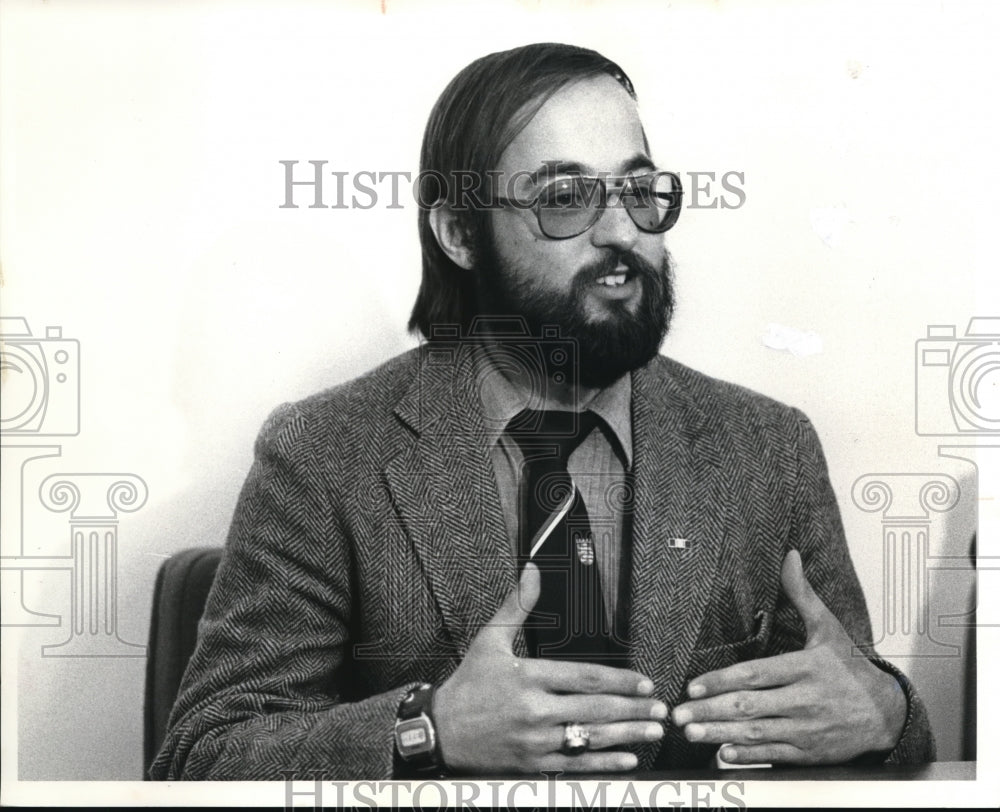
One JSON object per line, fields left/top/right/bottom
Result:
{"left": 596, "top": 273, "right": 628, "bottom": 287}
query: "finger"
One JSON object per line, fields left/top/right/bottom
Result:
{"left": 718, "top": 742, "right": 807, "bottom": 765}
{"left": 686, "top": 651, "right": 809, "bottom": 699}
{"left": 781, "top": 549, "right": 828, "bottom": 639}
{"left": 552, "top": 694, "right": 667, "bottom": 725}
{"left": 681, "top": 717, "right": 798, "bottom": 746}
{"left": 529, "top": 659, "right": 655, "bottom": 697}
{"left": 538, "top": 720, "right": 664, "bottom": 753}
{"left": 672, "top": 686, "right": 795, "bottom": 726}
{"left": 582, "top": 720, "right": 665, "bottom": 750}
{"left": 537, "top": 750, "right": 639, "bottom": 774}
{"left": 482, "top": 563, "right": 540, "bottom": 644}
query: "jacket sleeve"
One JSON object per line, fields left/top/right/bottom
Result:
{"left": 149, "top": 403, "right": 416, "bottom": 780}
{"left": 765, "top": 409, "right": 935, "bottom": 765}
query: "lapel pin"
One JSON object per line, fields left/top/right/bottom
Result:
{"left": 667, "top": 538, "right": 690, "bottom": 549}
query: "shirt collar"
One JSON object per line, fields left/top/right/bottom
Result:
{"left": 475, "top": 343, "right": 633, "bottom": 468}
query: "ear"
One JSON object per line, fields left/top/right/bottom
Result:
{"left": 428, "top": 206, "right": 476, "bottom": 271}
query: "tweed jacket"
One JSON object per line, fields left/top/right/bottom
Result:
{"left": 151, "top": 346, "right": 934, "bottom": 780}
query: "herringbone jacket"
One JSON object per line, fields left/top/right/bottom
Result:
{"left": 150, "top": 347, "right": 934, "bottom": 779}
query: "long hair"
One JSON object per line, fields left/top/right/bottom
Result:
{"left": 408, "top": 43, "right": 637, "bottom": 339}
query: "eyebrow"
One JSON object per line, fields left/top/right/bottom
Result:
{"left": 528, "top": 153, "right": 657, "bottom": 185}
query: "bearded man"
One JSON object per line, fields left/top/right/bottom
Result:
{"left": 151, "top": 42, "right": 934, "bottom": 780}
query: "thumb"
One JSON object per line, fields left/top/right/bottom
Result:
{"left": 781, "top": 549, "right": 829, "bottom": 641}
{"left": 484, "top": 562, "right": 541, "bottom": 646}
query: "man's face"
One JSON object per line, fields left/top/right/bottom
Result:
{"left": 476, "top": 74, "right": 674, "bottom": 389}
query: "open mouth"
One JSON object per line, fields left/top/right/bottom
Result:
{"left": 594, "top": 272, "right": 630, "bottom": 287}
{"left": 588, "top": 266, "right": 640, "bottom": 302}
{"left": 593, "top": 264, "right": 634, "bottom": 287}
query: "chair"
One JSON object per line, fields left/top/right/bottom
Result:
{"left": 962, "top": 533, "right": 977, "bottom": 761}
{"left": 143, "top": 547, "right": 223, "bottom": 778}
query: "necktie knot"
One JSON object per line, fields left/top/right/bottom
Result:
{"left": 506, "top": 409, "right": 600, "bottom": 465}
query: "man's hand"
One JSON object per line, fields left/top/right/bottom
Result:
{"left": 433, "top": 563, "right": 667, "bottom": 774}
{"left": 671, "top": 549, "right": 906, "bottom": 766}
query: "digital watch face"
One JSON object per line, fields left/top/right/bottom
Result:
{"left": 395, "top": 717, "right": 434, "bottom": 756}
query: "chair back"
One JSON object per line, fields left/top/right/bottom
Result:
{"left": 143, "top": 547, "right": 223, "bottom": 777}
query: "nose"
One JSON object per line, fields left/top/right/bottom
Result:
{"left": 588, "top": 191, "right": 640, "bottom": 252}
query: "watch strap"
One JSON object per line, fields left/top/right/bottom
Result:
{"left": 394, "top": 683, "right": 443, "bottom": 773}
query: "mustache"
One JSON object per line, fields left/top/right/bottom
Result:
{"left": 573, "top": 250, "right": 663, "bottom": 286}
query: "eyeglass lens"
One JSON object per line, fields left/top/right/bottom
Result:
{"left": 536, "top": 173, "right": 681, "bottom": 239}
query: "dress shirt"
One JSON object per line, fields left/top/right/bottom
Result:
{"left": 475, "top": 347, "right": 633, "bottom": 627}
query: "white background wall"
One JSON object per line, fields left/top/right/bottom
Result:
{"left": 1, "top": 0, "right": 996, "bottom": 801}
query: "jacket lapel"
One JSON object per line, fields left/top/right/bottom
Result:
{"left": 385, "top": 344, "right": 519, "bottom": 659}
{"left": 628, "top": 359, "right": 729, "bottom": 768}
{"left": 384, "top": 347, "right": 730, "bottom": 735}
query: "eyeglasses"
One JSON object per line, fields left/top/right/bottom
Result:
{"left": 494, "top": 170, "right": 683, "bottom": 239}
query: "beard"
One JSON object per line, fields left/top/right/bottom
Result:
{"left": 473, "top": 229, "right": 675, "bottom": 390}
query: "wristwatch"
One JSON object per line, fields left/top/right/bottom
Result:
{"left": 394, "top": 683, "right": 443, "bottom": 773}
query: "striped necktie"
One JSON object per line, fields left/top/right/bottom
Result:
{"left": 506, "top": 409, "right": 615, "bottom": 662}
